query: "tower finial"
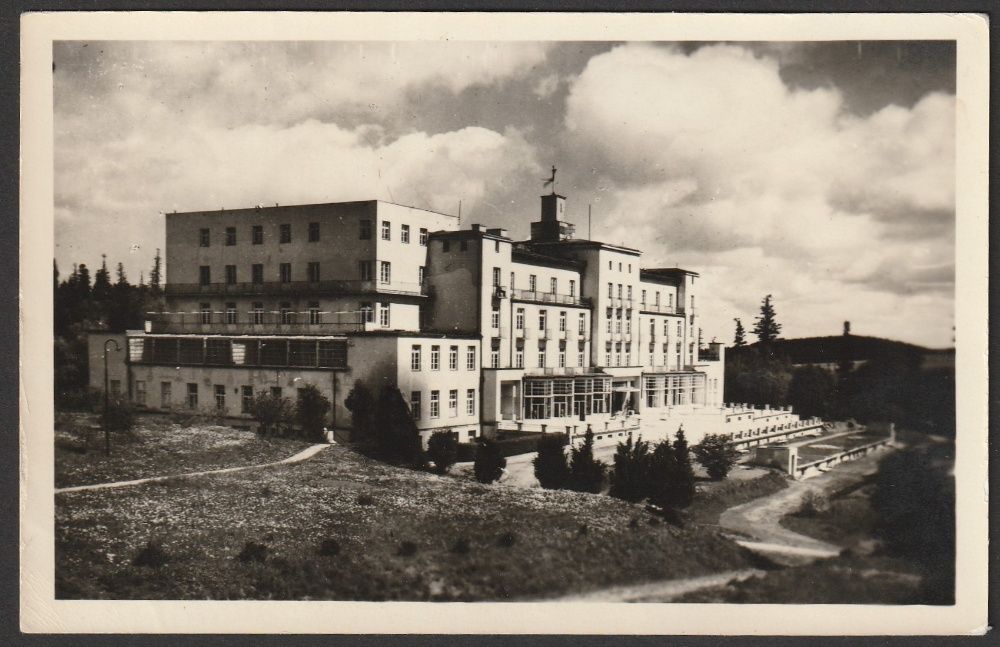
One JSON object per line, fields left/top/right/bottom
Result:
{"left": 542, "top": 165, "right": 557, "bottom": 195}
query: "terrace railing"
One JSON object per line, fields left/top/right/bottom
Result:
{"left": 164, "top": 279, "right": 426, "bottom": 297}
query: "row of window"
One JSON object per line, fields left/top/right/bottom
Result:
{"left": 199, "top": 222, "right": 314, "bottom": 247}
{"left": 195, "top": 301, "right": 391, "bottom": 327}
{"left": 359, "top": 220, "right": 429, "bottom": 245}
{"left": 134, "top": 381, "right": 312, "bottom": 412}
{"left": 197, "top": 260, "right": 409, "bottom": 286}
{"left": 410, "top": 344, "right": 477, "bottom": 372}
{"left": 410, "top": 388, "right": 476, "bottom": 420}
{"left": 497, "top": 308, "right": 588, "bottom": 334}
{"left": 608, "top": 260, "right": 633, "bottom": 273}
{"left": 493, "top": 267, "right": 576, "bottom": 296}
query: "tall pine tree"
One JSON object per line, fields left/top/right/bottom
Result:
{"left": 733, "top": 318, "right": 747, "bottom": 347}
{"left": 752, "top": 294, "right": 782, "bottom": 344}
{"left": 92, "top": 254, "right": 112, "bottom": 304}
{"left": 148, "top": 248, "right": 163, "bottom": 296}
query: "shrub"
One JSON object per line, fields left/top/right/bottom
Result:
{"left": 609, "top": 435, "right": 651, "bottom": 502}
{"left": 249, "top": 393, "right": 293, "bottom": 438}
{"left": 648, "top": 428, "right": 695, "bottom": 513}
{"left": 473, "top": 438, "right": 506, "bottom": 484}
{"left": 427, "top": 431, "right": 459, "bottom": 474}
{"left": 102, "top": 397, "right": 136, "bottom": 434}
{"left": 372, "top": 386, "right": 426, "bottom": 468}
{"left": 295, "top": 384, "right": 331, "bottom": 442}
{"left": 237, "top": 541, "right": 269, "bottom": 563}
{"left": 132, "top": 540, "right": 168, "bottom": 568}
{"left": 318, "top": 539, "right": 341, "bottom": 557}
{"left": 568, "top": 429, "right": 606, "bottom": 494}
{"left": 533, "top": 433, "right": 570, "bottom": 489}
{"left": 344, "top": 380, "right": 375, "bottom": 443}
{"left": 798, "top": 490, "right": 830, "bottom": 517}
{"left": 397, "top": 541, "right": 418, "bottom": 557}
{"left": 692, "top": 434, "right": 740, "bottom": 481}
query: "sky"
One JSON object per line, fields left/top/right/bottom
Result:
{"left": 53, "top": 40, "right": 956, "bottom": 348}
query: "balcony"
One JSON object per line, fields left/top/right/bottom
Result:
{"left": 510, "top": 288, "right": 588, "bottom": 307}
{"left": 605, "top": 296, "right": 634, "bottom": 309}
{"left": 639, "top": 303, "right": 684, "bottom": 315}
{"left": 525, "top": 366, "right": 602, "bottom": 377}
{"left": 164, "top": 279, "right": 426, "bottom": 298}
{"left": 146, "top": 311, "right": 367, "bottom": 334}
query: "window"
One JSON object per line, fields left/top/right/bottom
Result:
{"left": 578, "top": 348, "right": 585, "bottom": 367}
{"left": 401, "top": 224, "right": 410, "bottom": 244}
{"left": 625, "top": 310, "right": 632, "bottom": 334}
{"left": 617, "top": 284, "right": 623, "bottom": 299}
{"left": 359, "top": 219, "right": 372, "bottom": 240}
{"left": 411, "top": 391, "right": 421, "bottom": 420}
{"left": 252, "top": 225, "right": 263, "bottom": 245}
{"left": 641, "top": 289, "right": 646, "bottom": 306}
{"left": 308, "top": 301, "right": 320, "bottom": 325}
{"left": 668, "top": 293, "right": 674, "bottom": 308}
{"left": 430, "top": 391, "right": 440, "bottom": 418}
{"left": 251, "top": 302, "right": 264, "bottom": 324}
{"left": 379, "top": 261, "right": 391, "bottom": 284}
{"left": 677, "top": 321, "right": 682, "bottom": 337}
{"left": 559, "top": 311, "right": 567, "bottom": 332}
{"left": 466, "top": 389, "right": 476, "bottom": 415}
{"left": 199, "top": 228, "right": 210, "bottom": 247}
{"left": 360, "top": 302, "right": 374, "bottom": 323}
{"left": 199, "top": 266, "right": 211, "bottom": 286}
{"left": 608, "top": 282, "right": 613, "bottom": 298}
{"left": 134, "top": 380, "right": 146, "bottom": 405}
{"left": 252, "top": 264, "right": 263, "bottom": 284}
{"left": 510, "top": 272, "right": 515, "bottom": 289}
{"left": 381, "top": 220, "right": 391, "bottom": 241}
{"left": 558, "top": 346, "right": 566, "bottom": 368}
{"left": 569, "top": 280, "right": 575, "bottom": 297}
{"left": 241, "top": 386, "right": 254, "bottom": 413}
{"left": 430, "top": 345, "right": 440, "bottom": 370}
{"left": 606, "top": 308, "right": 613, "bottom": 333}
{"left": 628, "top": 264, "right": 632, "bottom": 273}
{"left": 494, "top": 240, "right": 501, "bottom": 253}
{"left": 379, "top": 302, "right": 390, "bottom": 327}
{"left": 279, "top": 224, "right": 291, "bottom": 243}
{"left": 627, "top": 286, "right": 633, "bottom": 301}
{"left": 160, "top": 382, "right": 172, "bottom": 408}
{"left": 608, "top": 260, "right": 612, "bottom": 270}
{"left": 411, "top": 345, "right": 422, "bottom": 371}
{"left": 655, "top": 292, "right": 661, "bottom": 306}
{"left": 578, "top": 312, "right": 587, "bottom": 335}
{"left": 308, "top": 222, "right": 320, "bottom": 242}
{"left": 537, "top": 342, "right": 546, "bottom": 368}
{"left": 515, "top": 308, "right": 524, "bottom": 330}
{"left": 539, "top": 310, "right": 547, "bottom": 332}
{"left": 618, "top": 262, "right": 623, "bottom": 271}
{"left": 358, "top": 260, "right": 373, "bottom": 281}
{"left": 650, "top": 320, "right": 656, "bottom": 337}
{"left": 529, "top": 274, "right": 537, "bottom": 292}
{"left": 615, "top": 310, "right": 622, "bottom": 333}
{"left": 225, "top": 227, "right": 236, "bottom": 246}
{"left": 222, "top": 264, "right": 236, "bottom": 285}
{"left": 605, "top": 343, "right": 612, "bottom": 367}
{"left": 307, "top": 262, "right": 320, "bottom": 283}
{"left": 279, "top": 263, "right": 292, "bottom": 283}
{"left": 449, "top": 345, "right": 458, "bottom": 370}
{"left": 550, "top": 277, "right": 557, "bottom": 294}
{"left": 417, "top": 266, "right": 425, "bottom": 287}
{"left": 280, "top": 302, "right": 293, "bottom": 324}
{"left": 492, "top": 267, "right": 501, "bottom": 287}
{"left": 466, "top": 346, "right": 476, "bottom": 370}
{"left": 491, "top": 307, "right": 500, "bottom": 330}
{"left": 270, "top": 386, "right": 282, "bottom": 399}
{"left": 664, "top": 320, "right": 670, "bottom": 337}
{"left": 491, "top": 346, "right": 500, "bottom": 368}
{"left": 449, "top": 389, "right": 458, "bottom": 417}
{"left": 225, "top": 302, "right": 237, "bottom": 324}
{"left": 515, "top": 343, "right": 524, "bottom": 368}
{"left": 200, "top": 303, "right": 212, "bottom": 324}
{"left": 215, "top": 385, "right": 226, "bottom": 410}
{"left": 187, "top": 383, "right": 198, "bottom": 409}
{"left": 419, "top": 228, "right": 428, "bottom": 245}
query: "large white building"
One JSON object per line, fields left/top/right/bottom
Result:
{"left": 92, "top": 186, "right": 822, "bottom": 447}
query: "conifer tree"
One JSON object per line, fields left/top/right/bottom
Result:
{"left": 568, "top": 428, "right": 606, "bottom": 493}
{"left": 533, "top": 433, "right": 570, "bottom": 489}
{"left": 733, "top": 318, "right": 747, "bottom": 348}
{"left": 752, "top": 294, "right": 782, "bottom": 344}
{"left": 148, "top": 248, "right": 163, "bottom": 295}
{"left": 609, "top": 435, "right": 651, "bottom": 502}
{"left": 92, "top": 254, "right": 112, "bottom": 303}
{"left": 670, "top": 427, "right": 696, "bottom": 508}
{"left": 474, "top": 437, "right": 506, "bottom": 484}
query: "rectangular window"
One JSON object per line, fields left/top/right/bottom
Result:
{"left": 199, "top": 228, "right": 210, "bottom": 247}
{"left": 539, "top": 310, "right": 547, "bottom": 332}
{"left": 307, "top": 262, "right": 320, "bottom": 283}
{"left": 430, "top": 391, "right": 440, "bottom": 418}
{"left": 279, "top": 263, "right": 292, "bottom": 283}
{"left": 578, "top": 313, "right": 587, "bottom": 334}
{"left": 359, "top": 219, "right": 372, "bottom": 240}
{"left": 626, "top": 310, "right": 632, "bottom": 334}
{"left": 358, "top": 260, "right": 373, "bottom": 281}
{"left": 200, "top": 303, "right": 212, "bottom": 324}
{"left": 186, "top": 383, "right": 198, "bottom": 409}
{"left": 379, "top": 261, "right": 391, "bottom": 284}
{"left": 558, "top": 348, "right": 566, "bottom": 368}
{"left": 419, "top": 228, "right": 428, "bottom": 245}
{"left": 578, "top": 349, "right": 585, "bottom": 367}
{"left": 252, "top": 225, "right": 263, "bottom": 245}
{"left": 251, "top": 264, "right": 263, "bottom": 284}
{"left": 537, "top": 343, "right": 546, "bottom": 368}
{"left": 411, "top": 345, "right": 422, "bottom": 371}
{"left": 510, "top": 272, "right": 515, "bottom": 290}
{"left": 491, "top": 348, "right": 500, "bottom": 368}
{"left": 160, "top": 381, "right": 172, "bottom": 408}
{"left": 550, "top": 277, "right": 557, "bottom": 294}
{"left": 410, "top": 391, "right": 422, "bottom": 420}
{"left": 569, "top": 280, "right": 575, "bottom": 297}
{"left": 655, "top": 292, "right": 661, "bottom": 306}
{"left": 381, "top": 220, "right": 391, "bottom": 241}
{"left": 466, "top": 346, "right": 476, "bottom": 370}
{"left": 494, "top": 240, "right": 500, "bottom": 253}
{"left": 251, "top": 302, "right": 264, "bottom": 324}
{"left": 627, "top": 285, "right": 633, "bottom": 301}
{"left": 515, "top": 308, "right": 524, "bottom": 330}
{"left": 360, "top": 302, "right": 374, "bottom": 323}
{"left": 641, "top": 289, "right": 647, "bottom": 306}
{"left": 668, "top": 293, "right": 674, "bottom": 308}
{"left": 449, "top": 389, "right": 458, "bottom": 417}
{"left": 379, "top": 302, "right": 390, "bottom": 327}
{"left": 515, "top": 344, "right": 524, "bottom": 368}
{"left": 418, "top": 266, "right": 425, "bottom": 286}
{"left": 491, "top": 307, "right": 500, "bottom": 330}
{"left": 466, "top": 389, "right": 476, "bottom": 416}
{"left": 280, "top": 302, "right": 293, "bottom": 324}
{"left": 225, "top": 227, "right": 236, "bottom": 246}
{"left": 529, "top": 275, "right": 537, "bottom": 292}
{"left": 608, "top": 282, "right": 613, "bottom": 298}
{"left": 559, "top": 311, "right": 567, "bottom": 332}
{"left": 492, "top": 267, "right": 501, "bottom": 288}
{"left": 401, "top": 224, "right": 410, "bottom": 244}
{"left": 214, "top": 384, "right": 226, "bottom": 410}
{"left": 606, "top": 308, "right": 613, "bottom": 333}
{"left": 224, "top": 265, "right": 237, "bottom": 285}
{"left": 430, "top": 345, "right": 440, "bottom": 370}
{"left": 449, "top": 345, "right": 459, "bottom": 371}
{"left": 279, "top": 224, "right": 291, "bottom": 244}
{"left": 308, "top": 301, "right": 320, "bottom": 325}
{"left": 225, "top": 302, "right": 237, "bottom": 324}
{"left": 664, "top": 320, "right": 670, "bottom": 337}
{"left": 618, "top": 284, "right": 623, "bottom": 299}
{"left": 199, "top": 266, "right": 211, "bottom": 286}
{"left": 308, "top": 222, "right": 320, "bottom": 242}
{"left": 134, "top": 380, "right": 146, "bottom": 405}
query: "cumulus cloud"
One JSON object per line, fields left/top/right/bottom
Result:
{"left": 563, "top": 43, "right": 955, "bottom": 346}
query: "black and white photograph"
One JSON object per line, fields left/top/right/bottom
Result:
{"left": 20, "top": 11, "right": 989, "bottom": 635}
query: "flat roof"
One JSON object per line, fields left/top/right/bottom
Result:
{"left": 511, "top": 248, "right": 585, "bottom": 271}
{"left": 640, "top": 267, "right": 700, "bottom": 280}
{"left": 167, "top": 199, "right": 459, "bottom": 220}
{"left": 520, "top": 238, "right": 642, "bottom": 256}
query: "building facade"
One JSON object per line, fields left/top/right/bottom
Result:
{"left": 91, "top": 188, "right": 807, "bottom": 447}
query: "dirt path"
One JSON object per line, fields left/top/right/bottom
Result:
{"left": 549, "top": 568, "right": 765, "bottom": 603}
{"left": 55, "top": 443, "right": 330, "bottom": 494}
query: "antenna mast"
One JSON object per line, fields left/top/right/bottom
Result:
{"left": 588, "top": 204, "right": 592, "bottom": 240}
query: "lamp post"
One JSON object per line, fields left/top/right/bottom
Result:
{"left": 103, "top": 338, "right": 121, "bottom": 457}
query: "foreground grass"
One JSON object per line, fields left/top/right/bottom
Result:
{"left": 686, "top": 472, "right": 789, "bottom": 526}
{"left": 56, "top": 445, "right": 757, "bottom": 601}
{"left": 55, "top": 412, "right": 312, "bottom": 488}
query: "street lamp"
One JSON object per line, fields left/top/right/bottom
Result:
{"left": 103, "top": 338, "right": 121, "bottom": 457}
